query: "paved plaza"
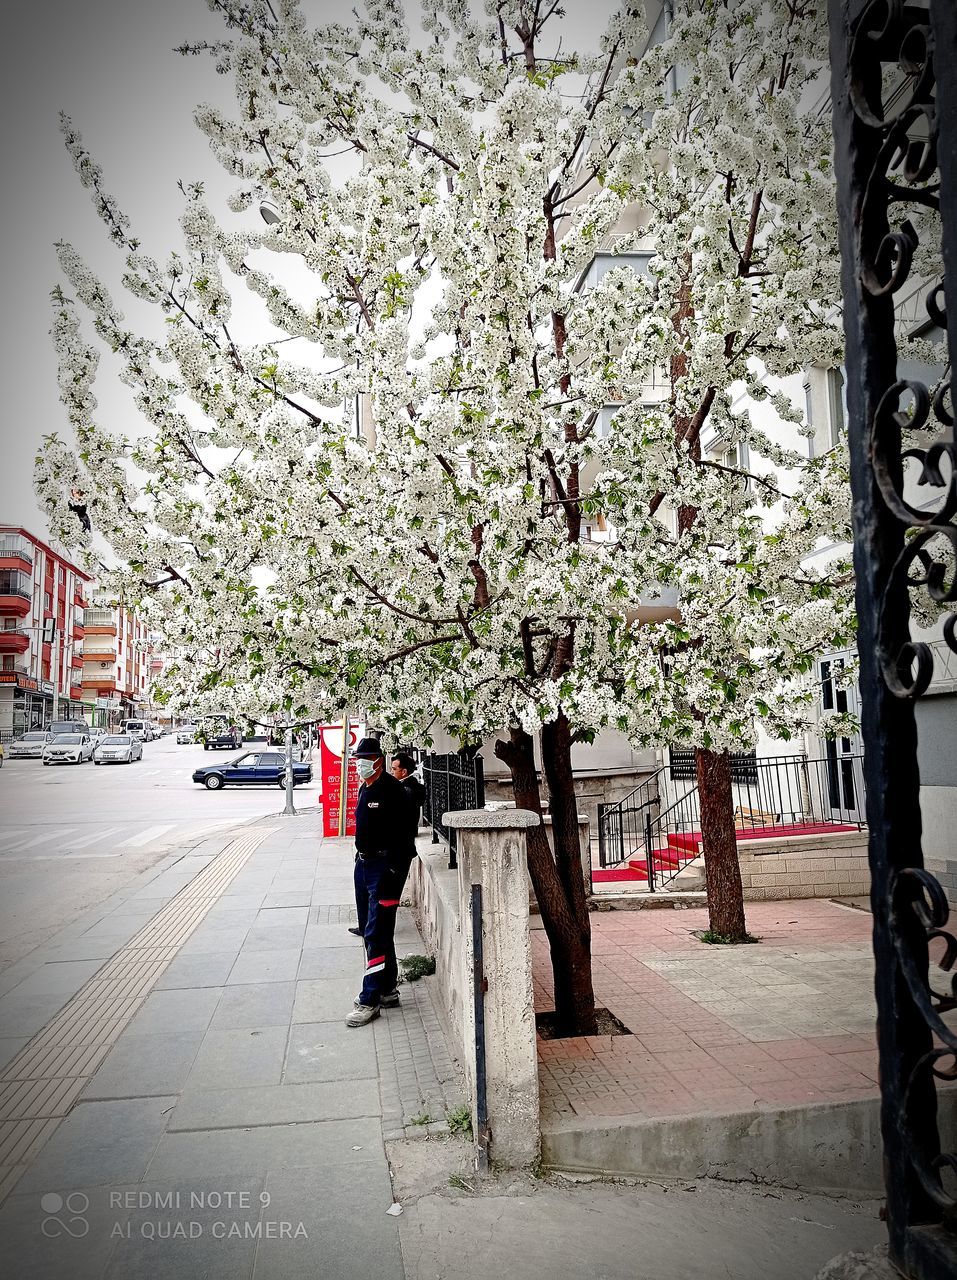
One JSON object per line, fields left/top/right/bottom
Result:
{"left": 535, "top": 899, "right": 880, "bottom": 1124}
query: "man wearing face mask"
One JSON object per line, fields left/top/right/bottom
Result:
{"left": 346, "top": 737, "right": 414, "bottom": 1028}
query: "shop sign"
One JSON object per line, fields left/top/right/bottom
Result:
{"left": 0, "top": 673, "right": 39, "bottom": 691}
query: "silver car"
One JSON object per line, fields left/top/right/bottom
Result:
{"left": 93, "top": 733, "right": 143, "bottom": 765}
{"left": 42, "top": 733, "right": 94, "bottom": 765}
{"left": 176, "top": 724, "right": 197, "bottom": 744}
{"left": 7, "top": 731, "right": 52, "bottom": 759}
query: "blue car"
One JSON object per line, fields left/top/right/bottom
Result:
{"left": 192, "top": 750, "right": 312, "bottom": 791}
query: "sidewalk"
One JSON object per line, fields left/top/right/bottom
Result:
{"left": 0, "top": 809, "right": 463, "bottom": 1279}
{"left": 0, "top": 811, "right": 891, "bottom": 1278}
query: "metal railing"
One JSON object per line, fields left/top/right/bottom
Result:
{"left": 0, "top": 538, "right": 33, "bottom": 564}
{"left": 596, "top": 766, "right": 667, "bottom": 868}
{"left": 598, "top": 753, "right": 866, "bottom": 891}
{"left": 422, "top": 751, "right": 485, "bottom": 870}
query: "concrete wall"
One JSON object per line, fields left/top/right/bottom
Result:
{"left": 486, "top": 766, "right": 655, "bottom": 832}
{"left": 408, "top": 815, "right": 541, "bottom": 1168}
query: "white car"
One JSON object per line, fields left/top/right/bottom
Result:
{"left": 42, "top": 733, "right": 94, "bottom": 765}
{"left": 93, "top": 733, "right": 143, "bottom": 765}
{"left": 176, "top": 724, "right": 198, "bottom": 744}
{"left": 7, "top": 731, "right": 52, "bottom": 759}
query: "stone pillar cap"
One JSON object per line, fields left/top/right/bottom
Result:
{"left": 443, "top": 808, "right": 541, "bottom": 830}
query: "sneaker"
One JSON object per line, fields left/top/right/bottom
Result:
{"left": 345, "top": 1003, "right": 380, "bottom": 1028}
{"left": 347, "top": 926, "right": 362, "bottom": 936}
{"left": 380, "top": 989, "right": 400, "bottom": 1008}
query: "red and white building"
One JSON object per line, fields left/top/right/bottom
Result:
{"left": 0, "top": 526, "right": 92, "bottom": 739}
{"left": 81, "top": 598, "right": 156, "bottom": 727}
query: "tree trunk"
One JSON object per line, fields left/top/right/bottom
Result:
{"left": 495, "top": 725, "right": 598, "bottom": 1037}
{"left": 695, "top": 747, "right": 748, "bottom": 940}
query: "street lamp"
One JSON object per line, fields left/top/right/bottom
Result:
{"left": 259, "top": 202, "right": 281, "bottom": 225}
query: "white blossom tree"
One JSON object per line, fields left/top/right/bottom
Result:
{"left": 38, "top": 0, "right": 863, "bottom": 1033}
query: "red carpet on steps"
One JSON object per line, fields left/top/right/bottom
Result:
{"left": 592, "top": 820, "right": 860, "bottom": 885}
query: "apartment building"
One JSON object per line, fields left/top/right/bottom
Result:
{"left": 0, "top": 526, "right": 92, "bottom": 739}
{"left": 81, "top": 599, "right": 155, "bottom": 726}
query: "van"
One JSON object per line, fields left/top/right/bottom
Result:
{"left": 123, "top": 720, "right": 147, "bottom": 740}
{"left": 49, "top": 720, "right": 90, "bottom": 737}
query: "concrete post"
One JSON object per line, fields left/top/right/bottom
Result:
{"left": 443, "top": 808, "right": 541, "bottom": 1169}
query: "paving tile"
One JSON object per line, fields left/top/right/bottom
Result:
{"left": 153, "top": 951, "right": 240, "bottom": 991}
{"left": 184, "top": 1027, "right": 288, "bottom": 1090}
{"left": 240, "top": 925, "right": 307, "bottom": 953}
{"left": 16, "top": 1096, "right": 176, "bottom": 1193}
{"left": 292, "top": 979, "right": 361, "bottom": 1024}
{"left": 169, "top": 1078, "right": 379, "bottom": 1130}
{"left": 0, "top": 990, "right": 72, "bottom": 1038}
{"left": 3, "top": 961, "right": 104, "bottom": 1001}
{"left": 145, "top": 1117, "right": 383, "bottom": 1182}
{"left": 254, "top": 1161, "right": 402, "bottom": 1280}
{"left": 103, "top": 1176, "right": 263, "bottom": 1280}
{"left": 297, "top": 949, "right": 364, "bottom": 981}
{"left": 0, "top": 1186, "right": 130, "bottom": 1280}
{"left": 209, "top": 982, "right": 297, "bottom": 1031}
{"left": 0, "top": 1036, "right": 29, "bottom": 1071}
{"left": 227, "top": 950, "right": 301, "bottom": 985}
{"left": 177, "top": 927, "right": 249, "bottom": 957}
{"left": 123, "top": 988, "right": 223, "bottom": 1038}
{"left": 83, "top": 1030, "right": 206, "bottom": 1100}
{"left": 254, "top": 907, "right": 310, "bottom": 929}
{"left": 284, "top": 1021, "right": 378, "bottom": 1083}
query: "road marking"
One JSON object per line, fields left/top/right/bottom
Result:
{"left": 12, "top": 829, "right": 77, "bottom": 851}
{"left": 117, "top": 824, "right": 177, "bottom": 849}
{"left": 0, "top": 830, "right": 30, "bottom": 847}
{"left": 63, "top": 827, "right": 124, "bottom": 851}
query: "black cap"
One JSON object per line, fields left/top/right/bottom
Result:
{"left": 353, "top": 737, "right": 383, "bottom": 759}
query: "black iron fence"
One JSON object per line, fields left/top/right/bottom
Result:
{"left": 422, "top": 751, "right": 485, "bottom": 870}
{"left": 598, "top": 753, "right": 866, "bottom": 888}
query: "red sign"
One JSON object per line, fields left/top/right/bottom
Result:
{"left": 319, "top": 721, "right": 363, "bottom": 838}
{"left": 0, "top": 673, "right": 38, "bottom": 690}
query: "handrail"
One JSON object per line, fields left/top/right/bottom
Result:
{"left": 599, "top": 752, "right": 867, "bottom": 890}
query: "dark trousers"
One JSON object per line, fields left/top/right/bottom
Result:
{"left": 354, "top": 855, "right": 369, "bottom": 935}
{"left": 355, "top": 856, "right": 403, "bottom": 1007}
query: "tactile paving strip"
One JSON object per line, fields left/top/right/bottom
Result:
{"left": 0, "top": 827, "right": 277, "bottom": 1201}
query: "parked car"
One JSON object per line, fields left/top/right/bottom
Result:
{"left": 192, "top": 750, "right": 312, "bottom": 790}
{"left": 122, "top": 719, "right": 148, "bottom": 741}
{"left": 93, "top": 733, "right": 143, "bottom": 765}
{"left": 42, "top": 733, "right": 94, "bottom": 765}
{"left": 7, "top": 731, "right": 52, "bottom": 759}
{"left": 49, "top": 719, "right": 90, "bottom": 737}
{"left": 202, "top": 726, "right": 243, "bottom": 751}
{"left": 176, "top": 724, "right": 198, "bottom": 744}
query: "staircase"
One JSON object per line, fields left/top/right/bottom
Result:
{"left": 593, "top": 753, "right": 866, "bottom": 892}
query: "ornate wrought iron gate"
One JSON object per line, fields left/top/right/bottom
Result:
{"left": 829, "top": 1, "right": 956, "bottom": 1273}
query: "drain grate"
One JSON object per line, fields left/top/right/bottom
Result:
{"left": 0, "top": 827, "right": 277, "bottom": 1199}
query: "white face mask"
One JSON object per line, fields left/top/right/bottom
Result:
{"left": 356, "top": 758, "right": 378, "bottom": 780}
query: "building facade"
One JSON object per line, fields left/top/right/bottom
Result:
{"left": 0, "top": 526, "right": 92, "bottom": 739}
{"left": 81, "top": 599, "right": 156, "bottom": 727}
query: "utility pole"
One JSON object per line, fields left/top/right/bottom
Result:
{"left": 283, "top": 724, "right": 296, "bottom": 816}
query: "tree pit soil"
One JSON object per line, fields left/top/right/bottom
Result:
{"left": 535, "top": 1008, "right": 632, "bottom": 1040}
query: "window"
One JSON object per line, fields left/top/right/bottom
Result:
{"left": 43, "top": 593, "right": 52, "bottom": 612}
{"left": 2, "top": 656, "right": 13, "bottom": 671}
{"left": 669, "top": 748, "right": 758, "bottom": 785}
{"left": 826, "top": 368, "right": 846, "bottom": 445}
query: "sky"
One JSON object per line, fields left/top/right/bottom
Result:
{"left": 0, "top": 0, "right": 619, "bottom": 541}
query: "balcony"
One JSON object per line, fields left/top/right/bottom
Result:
{"left": 71, "top": 653, "right": 84, "bottom": 669}
{"left": 0, "top": 629, "right": 30, "bottom": 654}
{"left": 83, "top": 606, "right": 116, "bottom": 626}
{"left": 82, "top": 677, "right": 117, "bottom": 692}
{"left": 73, "top": 624, "right": 85, "bottom": 641}
{"left": 83, "top": 648, "right": 117, "bottom": 663}
{"left": 0, "top": 537, "right": 34, "bottom": 570}
{"left": 0, "top": 589, "right": 31, "bottom": 618}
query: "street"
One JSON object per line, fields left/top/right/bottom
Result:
{"left": 0, "top": 735, "right": 314, "bottom": 971}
